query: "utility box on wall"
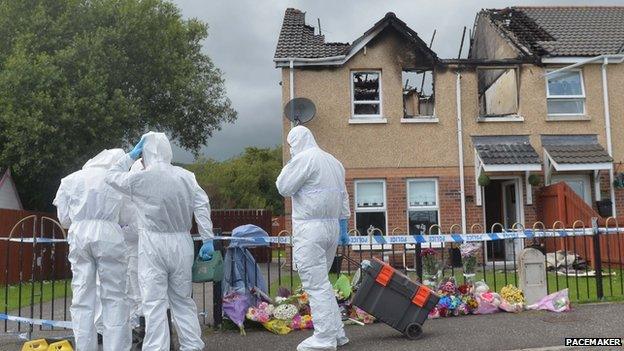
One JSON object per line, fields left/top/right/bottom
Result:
{"left": 518, "top": 248, "right": 547, "bottom": 305}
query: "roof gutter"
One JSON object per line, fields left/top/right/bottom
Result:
{"left": 543, "top": 54, "right": 624, "bottom": 77}
{"left": 275, "top": 55, "right": 347, "bottom": 67}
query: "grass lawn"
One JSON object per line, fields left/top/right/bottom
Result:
{"left": 270, "top": 268, "right": 624, "bottom": 303}
{"left": 1, "top": 280, "right": 71, "bottom": 311}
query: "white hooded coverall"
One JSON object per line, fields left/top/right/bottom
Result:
{"left": 95, "top": 159, "right": 144, "bottom": 334}
{"left": 124, "top": 159, "right": 144, "bottom": 327}
{"left": 53, "top": 149, "right": 131, "bottom": 351}
{"left": 276, "top": 126, "right": 350, "bottom": 350}
{"left": 106, "top": 132, "right": 213, "bottom": 351}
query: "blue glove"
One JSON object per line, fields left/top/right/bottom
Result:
{"left": 338, "top": 219, "right": 349, "bottom": 246}
{"left": 129, "top": 137, "right": 145, "bottom": 160}
{"left": 199, "top": 239, "right": 214, "bottom": 261}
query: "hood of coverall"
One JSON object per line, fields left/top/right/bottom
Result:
{"left": 141, "top": 132, "right": 173, "bottom": 168}
{"left": 82, "top": 149, "right": 125, "bottom": 170}
{"left": 287, "top": 126, "right": 318, "bottom": 157}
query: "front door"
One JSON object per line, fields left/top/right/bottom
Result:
{"left": 501, "top": 180, "right": 522, "bottom": 261}
{"left": 484, "top": 178, "right": 524, "bottom": 262}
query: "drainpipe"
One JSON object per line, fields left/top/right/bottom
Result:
{"left": 456, "top": 70, "right": 467, "bottom": 234}
{"left": 289, "top": 60, "right": 295, "bottom": 128}
{"left": 601, "top": 57, "right": 617, "bottom": 216}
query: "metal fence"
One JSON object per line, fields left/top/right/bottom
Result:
{"left": 1, "top": 216, "right": 623, "bottom": 341}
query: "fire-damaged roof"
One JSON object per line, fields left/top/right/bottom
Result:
{"left": 274, "top": 9, "right": 437, "bottom": 66}
{"left": 541, "top": 135, "right": 613, "bottom": 165}
{"left": 473, "top": 135, "right": 541, "bottom": 166}
{"left": 274, "top": 8, "right": 351, "bottom": 59}
{"left": 483, "top": 6, "right": 624, "bottom": 57}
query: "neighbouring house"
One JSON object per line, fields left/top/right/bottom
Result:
{"left": 274, "top": 7, "right": 624, "bottom": 262}
{"left": 0, "top": 168, "right": 23, "bottom": 210}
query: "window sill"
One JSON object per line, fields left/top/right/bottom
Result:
{"left": 349, "top": 118, "right": 387, "bottom": 124}
{"left": 477, "top": 115, "right": 524, "bottom": 123}
{"left": 546, "top": 115, "right": 590, "bottom": 121}
{"left": 401, "top": 116, "right": 439, "bottom": 123}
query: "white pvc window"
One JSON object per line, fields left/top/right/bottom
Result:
{"left": 354, "top": 180, "right": 386, "bottom": 236}
{"left": 351, "top": 71, "right": 382, "bottom": 118}
{"left": 546, "top": 70, "right": 585, "bottom": 115}
{"left": 407, "top": 179, "right": 439, "bottom": 235}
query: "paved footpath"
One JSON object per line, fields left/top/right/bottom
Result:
{"left": 206, "top": 302, "right": 624, "bottom": 351}
{"left": 1, "top": 302, "right": 622, "bottom": 350}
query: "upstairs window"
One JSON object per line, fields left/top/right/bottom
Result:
{"left": 351, "top": 71, "right": 382, "bottom": 118}
{"left": 546, "top": 70, "right": 585, "bottom": 116}
{"left": 478, "top": 67, "right": 519, "bottom": 117}
{"left": 402, "top": 69, "right": 435, "bottom": 118}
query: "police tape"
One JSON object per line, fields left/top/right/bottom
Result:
{"left": 4, "top": 227, "right": 622, "bottom": 246}
{"left": 0, "top": 314, "right": 73, "bottom": 329}
{"left": 205, "top": 226, "right": 623, "bottom": 245}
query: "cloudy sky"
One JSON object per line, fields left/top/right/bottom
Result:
{"left": 171, "top": 0, "right": 623, "bottom": 163}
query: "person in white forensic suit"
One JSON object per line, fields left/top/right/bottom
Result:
{"left": 106, "top": 132, "right": 214, "bottom": 351}
{"left": 276, "top": 126, "right": 351, "bottom": 351}
{"left": 53, "top": 149, "right": 131, "bottom": 351}
{"left": 94, "top": 159, "right": 145, "bottom": 341}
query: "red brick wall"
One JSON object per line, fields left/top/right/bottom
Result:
{"left": 282, "top": 167, "right": 624, "bottom": 235}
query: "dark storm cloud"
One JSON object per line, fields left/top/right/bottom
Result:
{"left": 171, "top": 0, "right": 624, "bottom": 163}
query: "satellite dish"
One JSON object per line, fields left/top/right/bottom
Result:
{"left": 284, "top": 98, "right": 316, "bottom": 125}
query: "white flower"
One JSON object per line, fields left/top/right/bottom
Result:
{"left": 273, "top": 304, "right": 298, "bottom": 320}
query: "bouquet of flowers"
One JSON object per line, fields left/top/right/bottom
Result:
{"left": 462, "top": 295, "right": 479, "bottom": 313}
{"left": 421, "top": 248, "right": 439, "bottom": 288}
{"left": 460, "top": 243, "right": 480, "bottom": 281}
{"left": 273, "top": 304, "right": 299, "bottom": 320}
{"left": 290, "top": 314, "right": 314, "bottom": 330}
{"left": 246, "top": 302, "right": 274, "bottom": 323}
{"left": 499, "top": 284, "right": 525, "bottom": 313}
{"left": 422, "top": 248, "right": 439, "bottom": 275}
{"left": 350, "top": 306, "right": 375, "bottom": 324}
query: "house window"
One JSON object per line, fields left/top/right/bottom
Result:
{"left": 351, "top": 71, "right": 382, "bottom": 118}
{"left": 354, "top": 180, "right": 386, "bottom": 236}
{"left": 407, "top": 179, "right": 439, "bottom": 239}
{"left": 402, "top": 69, "right": 435, "bottom": 118}
{"left": 477, "top": 67, "right": 519, "bottom": 117}
{"left": 546, "top": 70, "right": 585, "bottom": 116}
{"left": 551, "top": 174, "right": 592, "bottom": 205}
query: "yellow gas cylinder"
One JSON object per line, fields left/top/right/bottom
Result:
{"left": 21, "top": 339, "right": 48, "bottom": 351}
{"left": 47, "top": 340, "right": 73, "bottom": 351}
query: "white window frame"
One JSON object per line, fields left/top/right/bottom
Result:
{"left": 353, "top": 179, "right": 388, "bottom": 250}
{"left": 351, "top": 70, "right": 383, "bottom": 119}
{"left": 545, "top": 68, "right": 586, "bottom": 117}
{"left": 406, "top": 179, "right": 442, "bottom": 248}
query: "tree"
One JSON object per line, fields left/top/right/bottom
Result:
{"left": 0, "top": 0, "right": 236, "bottom": 210}
{"left": 187, "top": 147, "right": 284, "bottom": 215}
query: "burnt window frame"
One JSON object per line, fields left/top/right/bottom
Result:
{"left": 476, "top": 65, "right": 520, "bottom": 118}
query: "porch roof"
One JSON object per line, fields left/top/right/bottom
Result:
{"left": 473, "top": 135, "right": 541, "bottom": 172}
{"left": 541, "top": 135, "right": 613, "bottom": 171}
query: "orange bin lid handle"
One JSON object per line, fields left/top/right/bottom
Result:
{"left": 375, "top": 262, "right": 394, "bottom": 287}
{"left": 412, "top": 285, "right": 431, "bottom": 307}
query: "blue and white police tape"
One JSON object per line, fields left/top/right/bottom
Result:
{"left": 200, "top": 226, "right": 623, "bottom": 245}
{"left": 0, "top": 314, "right": 73, "bottom": 329}
{"left": 0, "top": 237, "right": 67, "bottom": 243}
{"left": 5, "top": 227, "right": 621, "bottom": 246}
